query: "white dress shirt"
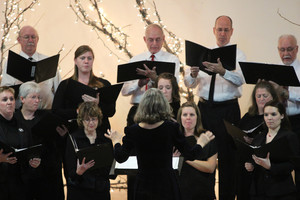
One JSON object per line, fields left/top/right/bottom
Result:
{"left": 1, "top": 51, "right": 61, "bottom": 109}
{"left": 184, "top": 44, "right": 246, "bottom": 102}
{"left": 283, "top": 59, "right": 300, "bottom": 116}
{"left": 121, "top": 50, "right": 180, "bottom": 104}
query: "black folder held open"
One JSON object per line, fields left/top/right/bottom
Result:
{"left": 7, "top": 50, "right": 59, "bottom": 83}
{"left": 185, "top": 40, "right": 236, "bottom": 75}
{"left": 117, "top": 60, "right": 175, "bottom": 82}
{"left": 65, "top": 79, "right": 123, "bottom": 105}
{"left": 239, "top": 62, "right": 300, "bottom": 86}
{"left": 0, "top": 141, "right": 42, "bottom": 165}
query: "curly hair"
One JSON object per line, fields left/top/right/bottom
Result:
{"left": 134, "top": 88, "right": 172, "bottom": 124}
{"left": 77, "top": 102, "right": 103, "bottom": 128}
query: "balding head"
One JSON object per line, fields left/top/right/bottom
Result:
{"left": 17, "top": 26, "right": 39, "bottom": 56}
{"left": 143, "top": 24, "right": 165, "bottom": 54}
{"left": 278, "top": 34, "right": 298, "bottom": 65}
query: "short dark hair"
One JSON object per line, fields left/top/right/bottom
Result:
{"left": 77, "top": 102, "right": 103, "bottom": 128}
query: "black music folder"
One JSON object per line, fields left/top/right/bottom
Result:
{"left": 71, "top": 139, "right": 114, "bottom": 170}
{"left": 185, "top": 40, "right": 236, "bottom": 75}
{"left": 31, "top": 111, "right": 73, "bottom": 139}
{"left": 239, "top": 62, "right": 300, "bottom": 86}
{"left": 117, "top": 60, "right": 176, "bottom": 82}
{"left": 0, "top": 141, "right": 42, "bottom": 165}
{"left": 7, "top": 50, "right": 59, "bottom": 83}
{"left": 224, "top": 119, "right": 264, "bottom": 141}
{"left": 66, "top": 79, "right": 123, "bottom": 104}
{"left": 235, "top": 136, "right": 291, "bottom": 162}
{"left": 224, "top": 120, "right": 248, "bottom": 143}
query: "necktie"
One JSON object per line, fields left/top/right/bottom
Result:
{"left": 208, "top": 74, "right": 216, "bottom": 103}
{"left": 28, "top": 57, "right": 33, "bottom": 61}
{"left": 145, "top": 55, "right": 155, "bottom": 90}
{"left": 151, "top": 54, "right": 155, "bottom": 61}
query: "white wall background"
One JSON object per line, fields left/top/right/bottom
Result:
{"left": 1, "top": 0, "right": 300, "bottom": 134}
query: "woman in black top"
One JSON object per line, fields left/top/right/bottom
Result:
{"left": 105, "top": 88, "right": 215, "bottom": 200}
{"left": 65, "top": 102, "right": 112, "bottom": 200}
{"left": 0, "top": 86, "right": 41, "bottom": 200}
{"left": 236, "top": 80, "right": 279, "bottom": 200}
{"left": 245, "top": 100, "right": 299, "bottom": 200}
{"left": 52, "top": 45, "right": 115, "bottom": 133}
{"left": 177, "top": 101, "right": 218, "bottom": 200}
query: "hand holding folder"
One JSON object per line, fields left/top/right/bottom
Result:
{"left": 7, "top": 50, "right": 59, "bottom": 83}
{"left": 239, "top": 62, "right": 300, "bottom": 86}
{"left": 69, "top": 135, "right": 114, "bottom": 170}
{"left": 117, "top": 60, "right": 175, "bottom": 82}
{"left": 0, "top": 141, "right": 42, "bottom": 165}
{"left": 185, "top": 40, "right": 236, "bottom": 75}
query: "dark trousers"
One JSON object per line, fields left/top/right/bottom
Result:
{"left": 198, "top": 100, "right": 240, "bottom": 200}
{"left": 289, "top": 114, "right": 300, "bottom": 200}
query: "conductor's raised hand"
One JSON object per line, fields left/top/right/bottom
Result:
{"left": 197, "top": 131, "right": 215, "bottom": 148}
{"left": 104, "top": 129, "right": 123, "bottom": 146}
{"left": 136, "top": 64, "right": 157, "bottom": 81}
{"left": 202, "top": 58, "right": 226, "bottom": 76}
{"left": 76, "top": 157, "right": 95, "bottom": 175}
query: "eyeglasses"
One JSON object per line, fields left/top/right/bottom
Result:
{"left": 278, "top": 47, "right": 296, "bottom": 53}
{"left": 20, "top": 35, "right": 38, "bottom": 40}
{"left": 83, "top": 117, "right": 98, "bottom": 123}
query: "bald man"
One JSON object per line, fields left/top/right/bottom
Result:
{"left": 122, "top": 24, "right": 180, "bottom": 127}
{"left": 184, "top": 15, "right": 246, "bottom": 200}
{"left": 1, "top": 26, "right": 61, "bottom": 109}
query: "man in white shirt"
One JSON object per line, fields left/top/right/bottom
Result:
{"left": 184, "top": 15, "right": 246, "bottom": 200}
{"left": 1, "top": 25, "right": 61, "bottom": 109}
{"left": 121, "top": 24, "right": 180, "bottom": 126}
{"left": 270, "top": 34, "right": 300, "bottom": 198}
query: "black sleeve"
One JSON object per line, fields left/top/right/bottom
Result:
{"left": 98, "top": 78, "right": 116, "bottom": 118}
{"left": 52, "top": 79, "right": 77, "bottom": 120}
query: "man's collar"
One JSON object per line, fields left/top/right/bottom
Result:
{"left": 20, "top": 51, "right": 38, "bottom": 60}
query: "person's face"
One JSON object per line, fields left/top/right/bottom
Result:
{"left": 213, "top": 16, "right": 233, "bottom": 47}
{"left": 278, "top": 37, "right": 298, "bottom": 66}
{"left": 264, "top": 106, "right": 283, "bottom": 131}
{"left": 143, "top": 26, "right": 165, "bottom": 54}
{"left": 181, "top": 107, "right": 197, "bottom": 132}
{"left": 83, "top": 116, "right": 98, "bottom": 133}
{"left": 74, "top": 51, "right": 94, "bottom": 74}
{"left": 255, "top": 88, "right": 273, "bottom": 114}
{"left": 17, "top": 27, "right": 39, "bottom": 56}
{"left": 21, "top": 92, "right": 41, "bottom": 113}
{"left": 157, "top": 78, "right": 172, "bottom": 103}
{"left": 0, "top": 91, "right": 15, "bottom": 118}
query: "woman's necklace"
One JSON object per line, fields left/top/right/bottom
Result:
{"left": 86, "top": 132, "right": 96, "bottom": 144}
